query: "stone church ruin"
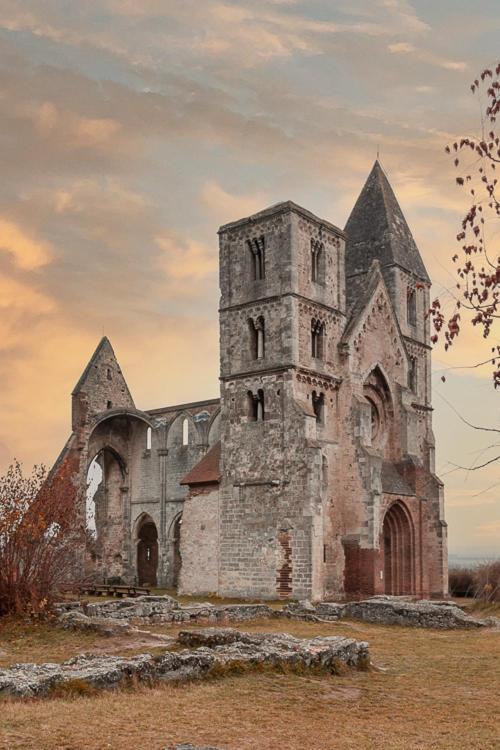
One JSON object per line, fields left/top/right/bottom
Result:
{"left": 49, "top": 161, "right": 448, "bottom": 600}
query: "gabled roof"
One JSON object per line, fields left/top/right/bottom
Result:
{"left": 345, "top": 161, "right": 430, "bottom": 284}
{"left": 72, "top": 337, "right": 114, "bottom": 395}
{"left": 180, "top": 441, "right": 221, "bottom": 486}
{"left": 341, "top": 259, "right": 408, "bottom": 357}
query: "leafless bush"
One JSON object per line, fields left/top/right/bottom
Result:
{"left": 0, "top": 459, "right": 84, "bottom": 616}
{"left": 449, "top": 561, "right": 500, "bottom": 602}
{"left": 473, "top": 560, "right": 500, "bottom": 603}
{"left": 448, "top": 567, "right": 475, "bottom": 598}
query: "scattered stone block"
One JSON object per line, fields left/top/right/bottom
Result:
{"left": 0, "top": 628, "right": 369, "bottom": 698}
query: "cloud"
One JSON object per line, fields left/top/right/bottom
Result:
{"left": 201, "top": 181, "right": 268, "bottom": 225}
{"left": 155, "top": 233, "right": 218, "bottom": 284}
{"left": 388, "top": 41, "right": 467, "bottom": 71}
{"left": 0, "top": 218, "right": 53, "bottom": 269}
{"left": 0, "top": 0, "right": 498, "bottom": 559}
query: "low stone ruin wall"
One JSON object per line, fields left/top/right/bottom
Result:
{"left": 282, "top": 596, "right": 488, "bottom": 629}
{"left": 55, "top": 594, "right": 490, "bottom": 631}
{"left": 0, "top": 628, "right": 369, "bottom": 698}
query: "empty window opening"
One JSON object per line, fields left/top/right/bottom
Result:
{"left": 106, "top": 367, "right": 112, "bottom": 381}
{"left": 182, "top": 418, "right": 189, "bottom": 446}
{"left": 85, "top": 458, "right": 103, "bottom": 540}
{"left": 146, "top": 426, "right": 152, "bottom": 450}
{"left": 247, "top": 236, "right": 265, "bottom": 281}
{"left": 368, "top": 399, "right": 380, "bottom": 440}
{"left": 311, "top": 239, "right": 325, "bottom": 284}
{"left": 248, "top": 316, "right": 265, "bottom": 359}
{"left": 323, "top": 544, "right": 327, "bottom": 563}
{"left": 407, "top": 288, "right": 417, "bottom": 327}
{"left": 107, "top": 400, "right": 112, "bottom": 409}
{"left": 312, "top": 391, "right": 325, "bottom": 424}
{"left": 247, "top": 389, "right": 265, "bottom": 422}
{"left": 311, "top": 319, "right": 325, "bottom": 360}
{"left": 408, "top": 356, "right": 418, "bottom": 392}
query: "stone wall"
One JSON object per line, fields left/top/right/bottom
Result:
{"left": 178, "top": 486, "right": 219, "bottom": 595}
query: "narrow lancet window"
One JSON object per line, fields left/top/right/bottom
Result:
{"left": 182, "top": 418, "right": 189, "bottom": 446}
{"left": 248, "top": 316, "right": 265, "bottom": 360}
{"left": 146, "top": 426, "right": 152, "bottom": 450}
{"left": 247, "top": 389, "right": 265, "bottom": 421}
{"left": 311, "top": 319, "right": 325, "bottom": 360}
{"left": 312, "top": 390, "right": 325, "bottom": 424}
{"left": 247, "top": 236, "right": 265, "bottom": 281}
{"left": 311, "top": 239, "right": 324, "bottom": 284}
{"left": 407, "top": 287, "right": 417, "bottom": 327}
{"left": 408, "top": 356, "right": 417, "bottom": 392}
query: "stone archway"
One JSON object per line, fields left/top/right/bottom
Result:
{"left": 382, "top": 502, "right": 414, "bottom": 595}
{"left": 137, "top": 516, "right": 159, "bottom": 587}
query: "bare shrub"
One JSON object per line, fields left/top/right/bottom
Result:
{"left": 0, "top": 459, "right": 84, "bottom": 616}
{"left": 473, "top": 560, "right": 500, "bottom": 603}
{"left": 448, "top": 567, "right": 475, "bottom": 598}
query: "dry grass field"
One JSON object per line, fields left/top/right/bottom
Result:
{"left": 1, "top": 604, "right": 499, "bottom": 750}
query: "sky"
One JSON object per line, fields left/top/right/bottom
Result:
{"left": 0, "top": 0, "right": 499, "bottom": 558}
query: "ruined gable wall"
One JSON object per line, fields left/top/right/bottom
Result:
{"left": 327, "top": 279, "right": 446, "bottom": 598}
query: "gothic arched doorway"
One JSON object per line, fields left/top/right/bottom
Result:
{"left": 137, "top": 517, "right": 158, "bottom": 586}
{"left": 382, "top": 502, "right": 414, "bottom": 595}
{"left": 171, "top": 514, "right": 182, "bottom": 589}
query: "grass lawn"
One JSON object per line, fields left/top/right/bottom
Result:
{"left": 1, "top": 612, "right": 499, "bottom": 750}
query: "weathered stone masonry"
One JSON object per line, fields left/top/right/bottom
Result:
{"left": 49, "top": 161, "right": 447, "bottom": 600}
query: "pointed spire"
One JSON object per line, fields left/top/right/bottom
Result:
{"left": 344, "top": 161, "right": 430, "bottom": 284}
{"left": 72, "top": 337, "right": 115, "bottom": 395}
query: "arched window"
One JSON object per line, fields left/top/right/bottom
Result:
{"left": 248, "top": 316, "right": 265, "bottom": 360}
{"left": 407, "top": 287, "right": 416, "bottom": 327}
{"left": 311, "top": 319, "right": 325, "bottom": 360}
{"left": 312, "top": 390, "right": 325, "bottom": 424}
{"left": 247, "top": 389, "right": 265, "bottom": 421}
{"left": 311, "top": 239, "right": 325, "bottom": 284}
{"left": 106, "top": 367, "right": 112, "bottom": 381}
{"left": 247, "top": 236, "right": 265, "bottom": 281}
{"left": 408, "top": 356, "right": 417, "bottom": 392}
{"left": 146, "top": 426, "right": 152, "bottom": 450}
{"left": 182, "top": 418, "right": 189, "bottom": 446}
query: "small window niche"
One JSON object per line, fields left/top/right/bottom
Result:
{"left": 312, "top": 390, "right": 325, "bottom": 424}
{"left": 247, "top": 389, "right": 265, "bottom": 422}
{"left": 407, "top": 287, "right": 417, "bottom": 328}
{"left": 182, "top": 418, "right": 189, "bottom": 446}
{"left": 311, "top": 319, "right": 325, "bottom": 360}
{"left": 311, "top": 239, "right": 325, "bottom": 285}
{"left": 146, "top": 426, "right": 152, "bottom": 451}
{"left": 408, "top": 356, "right": 418, "bottom": 393}
{"left": 248, "top": 316, "right": 265, "bottom": 360}
{"left": 247, "top": 236, "right": 265, "bottom": 281}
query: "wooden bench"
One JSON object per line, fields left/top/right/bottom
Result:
{"left": 77, "top": 584, "right": 151, "bottom": 598}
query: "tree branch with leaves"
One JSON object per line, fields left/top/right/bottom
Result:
{"left": 430, "top": 62, "right": 500, "bottom": 387}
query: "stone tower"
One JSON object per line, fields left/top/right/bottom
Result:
{"left": 345, "top": 161, "right": 433, "bottom": 460}
{"left": 217, "top": 202, "right": 346, "bottom": 599}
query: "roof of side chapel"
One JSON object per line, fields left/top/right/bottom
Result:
{"left": 344, "top": 160, "right": 430, "bottom": 285}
